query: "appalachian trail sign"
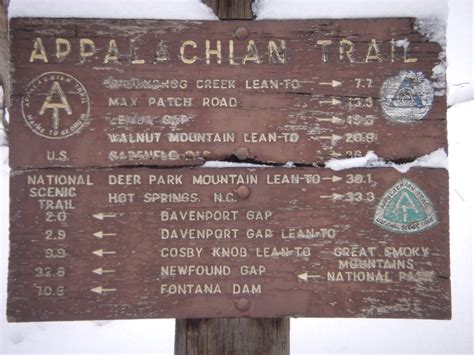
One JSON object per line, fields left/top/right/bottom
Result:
{"left": 7, "top": 17, "right": 450, "bottom": 323}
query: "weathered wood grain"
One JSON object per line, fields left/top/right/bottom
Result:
{"left": 175, "top": 318, "right": 289, "bottom": 355}
{"left": 191, "top": 4, "right": 284, "bottom": 352}
{"left": 9, "top": 18, "right": 446, "bottom": 168}
{"left": 0, "top": 0, "right": 8, "bottom": 121}
{"left": 8, "top": 167, "right": 450, "bottom": 321}
{"left": 203, "top": 0, "right": 255, "bottom": 20}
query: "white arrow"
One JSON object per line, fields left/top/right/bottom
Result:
{"left": 319, "top": 134, "right": 343, "bottom": 145}
{"left": 92, "top": 249, "right": 117, "bottom": 257}
{"left": 93, "top": 212, "right": 118, "bottom": 220}
{"left": 93, "top": 231, "right": 117, "bottom": 239}
{"left": 322, "top": 175, "right": 343, "bottom": 183}
{"left": 319, "top": 80, "right": 342, "bottom": 87}
{"left": 297, "top": 272, "right": 322, "bottom": 282}
{"left": 320, "top": 193, "right": 344, "bottom": 201}
{"left": 91, "top": 286, "right": 117, "bottom": 295}
{"left": 329, "top": 151, "right": 343, "bottom": 158}
{"left": 319, "top": 98, "right": 342, "bottom": 106}
{"left": 316, "top": 116, "right": 343, "bottom": 124}
{"left": 92, "top": 268, "right": 116, "bottom": 275}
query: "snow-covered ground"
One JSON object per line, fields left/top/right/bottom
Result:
{"left": 1, "top": 0, "right": 472, "bottom": 354}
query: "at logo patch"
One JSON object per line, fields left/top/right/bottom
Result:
{"left": 373, "top": 179, "right": 438, "bottom": 234}
{"left": 389, "top": 77, "right": 425, "bottom": 109}
{"left": 379, "top": 70, "right": 434, "bottom": 123}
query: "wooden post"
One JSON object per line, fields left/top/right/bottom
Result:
{"left": 0, "top": 0, "right": 8, "bottom": 138}
{"left": 175, "top": 318, "right": 290, "bottom": 355}
{"left": 175, "top": 1, "right": 289, "bottom": 354}
{"left": 202, "top": 0, "right": 255, "bottom": 20}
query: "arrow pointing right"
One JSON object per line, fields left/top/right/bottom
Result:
{"left": 320, "top": 193, "right": 345, "bottom": 201}
{"left": 322, "top": 175, "right": 343, "bottom": 183}
{"left": 316, "top": 116, "right": 344, "bottom": 124}
{"left": 329, "top": 151, "right": 343, "bottom": 158}
{"left": 318, "top": 134, "right": 343, "bottom": 145}
{"left": 319, "top": 80, "right": 343, "bottom": 87}
{"left": 319, "top": 98, "right": 342, "bottom": 106}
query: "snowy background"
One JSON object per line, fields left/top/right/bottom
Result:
{"left": 0, "top": 0, "right": 472, "bottom": 354}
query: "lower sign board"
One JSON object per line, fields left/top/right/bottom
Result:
{"left": 8, "top": 167, "right": 450, "bottom": 321}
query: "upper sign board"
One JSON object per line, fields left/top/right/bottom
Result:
{"left": 9, "top": 18, "right": 446, "bottom": 168}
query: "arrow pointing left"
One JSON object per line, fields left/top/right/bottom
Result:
{"left": 93, "top": 231, "right": 117, "bottom": 239}
{"left": 92, "top": 249, "right": 116, "bottom": 257}
{"left": 91, "top": 286, "right": 117, "bottom": 295}
{"left": 92, "top": 268, "right": 116, "bottom": 275}
{"left": 297, "top": 272, "right": 322, "bottom": 282}
{"left": 93, "top": 212, "right": 118, "bottom": 220}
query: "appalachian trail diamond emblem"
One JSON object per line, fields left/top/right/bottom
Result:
{"left": 373, "top": 179, "right": 438, "bottom": 234}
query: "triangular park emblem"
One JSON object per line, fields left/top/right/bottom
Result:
{"left": 379, "top": 70, "right": 434, "bottom": 123}
{"left": 389, "top": 77, "right": 424, "bottom": 109}
{"left": 373, "top": 179, "right": 438, "bottom": 234}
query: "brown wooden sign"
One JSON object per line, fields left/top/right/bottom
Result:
{"left": 9, "top": 18, "right": 446, "bottom": 168}
{"left": 8, "top": 167, "right": 450, "bottom": 321}
{"left": 7, "top": 17, "right": 449, "bottom": 323}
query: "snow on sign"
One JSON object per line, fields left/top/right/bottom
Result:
{"left": 8, "top": 18, "right": 447, "bottom": 168}
{"left": 7, "top": 18, "right": 450, "bottom": 322}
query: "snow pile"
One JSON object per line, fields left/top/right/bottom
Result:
{"left": 325, "top": 151, "right": 380, "bottom": 171}
{"left": 0, "top": 86, "right": 6, "bottom": 146}
{"left": 253, "top": 0, "right": 448, "bottom": 20}
{"left": 415, "top": 18, "right": 447, "bottom": 96}
{"left": 449, "top": 82, "right": 474, "bottom": 106}
{"left": 326, "top": 148, "right": 448, "bottom": 173}
{"left": 0, "top": 144, "right": 7, "bottom": 168}
{"left": 392, "top": 148, "right": 448, "bottom": 172}
{"left": 416, "top": 17, "right": 447, "bottom": 48}
{"left": 0, "top": 131, "right": 5, "bottom": 147}
{"left": 0, "top": 125, "right": 6, "bottom": 146}
{"left": 8, "top": 0, "right": 449, "bottom": 22}
{"left": 9, "top": 0, "right": 218, "bottom": 20}
{"left": 446, "top": 0, "right": 473, "bottom": 106}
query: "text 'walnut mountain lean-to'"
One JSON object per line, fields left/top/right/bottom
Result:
{"left": 7, "top": 18, "right": 450, "bottom": 322}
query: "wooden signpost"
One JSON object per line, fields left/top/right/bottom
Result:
{"left": 6, "top": 1, "right": 449, "bottom": 354}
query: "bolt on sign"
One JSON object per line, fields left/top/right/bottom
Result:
{"left": 7, "top": 18, "right": 450, "bottom": 322}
